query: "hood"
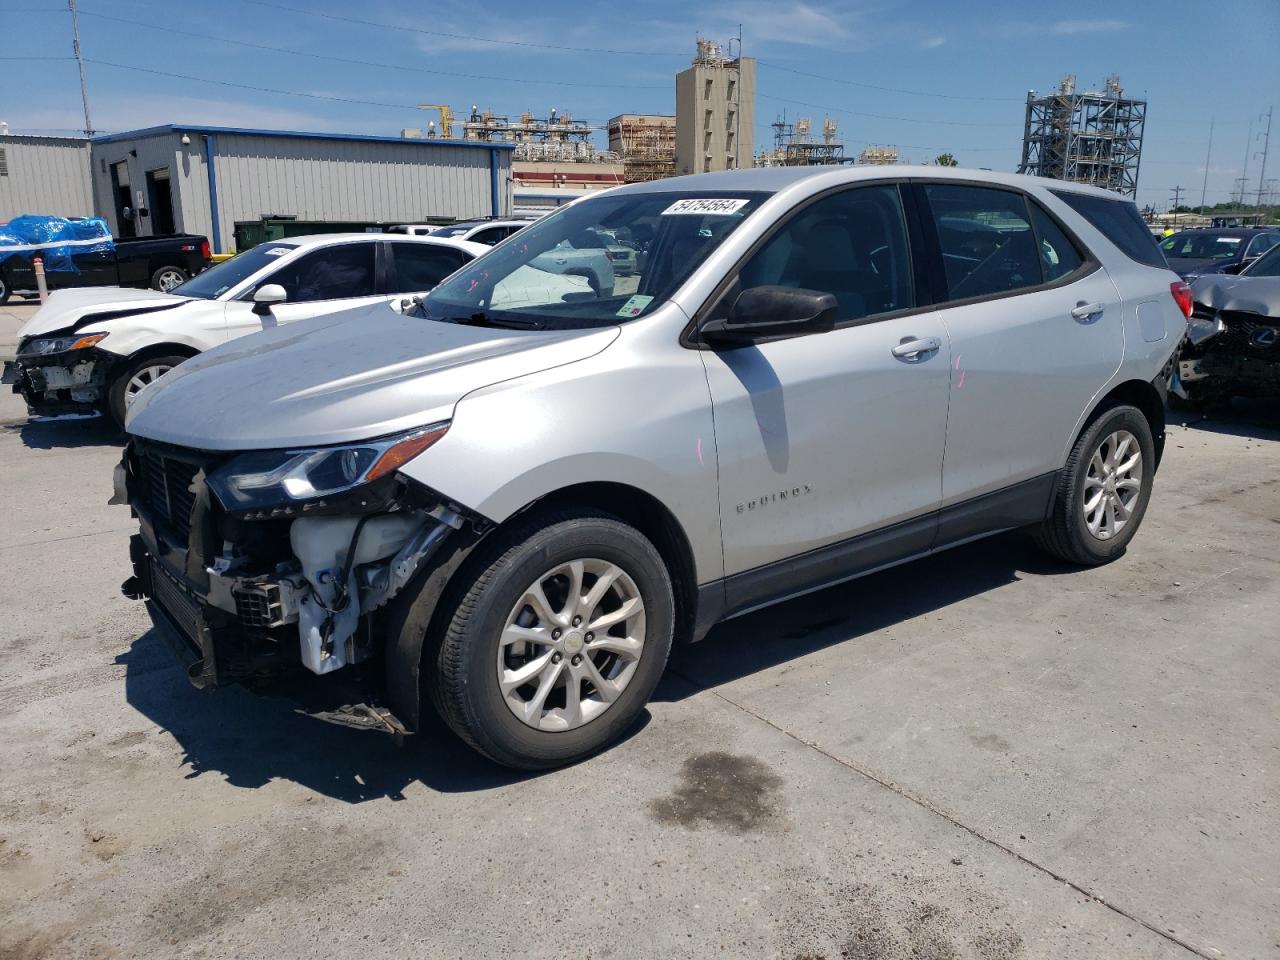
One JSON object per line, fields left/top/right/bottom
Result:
{"left": 1167, "top": 256, "right": 1226, "bottom": 279}
{"left": 17, "top": 287, "right": 191, "bottom": 339}
{"left": 126, "top": 303, "right": 620, "bottom": 450}
{"left": 1191, "top": 275, "right": 1280, "bottom": 318}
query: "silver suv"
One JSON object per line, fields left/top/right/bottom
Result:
{"left": 117, "top": 167, "right": 1187, "bottom": 768}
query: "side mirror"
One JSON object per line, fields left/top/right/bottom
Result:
{"left": 252, "top": 283, "right": 287, "bottom": 316}
{"left": 701, "top": 286, "right": 838, "bottom": 346}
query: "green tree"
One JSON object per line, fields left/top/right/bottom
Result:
{"left": 933, "top": 152, "right": 959, "bottom": 167}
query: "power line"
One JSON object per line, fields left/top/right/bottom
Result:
{"left": 5, "top": 7, "right": 667, "bottom": 89}
{"left": 756, "top": 60, "right": 1024, "bottom": 103}
{"left": 238, "top": 0, "right": 674, "bottom": 57}
{"left": 757, "top": 95, "right": 1018, "bottom": 151}
{"left": 760, "top": 93, "right": 1008, "bottom": 128}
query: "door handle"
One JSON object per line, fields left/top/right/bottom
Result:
{"left": 891, "top": 336, "right": 942, "bottom": 360}
{"left": 1070, "top": 301, "right": 1104, "bottom": 320}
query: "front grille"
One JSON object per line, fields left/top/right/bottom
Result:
{"left": 149, "top": 560, "right": 203, "bottom": 649}
{"left": 138, "top": 448, "right": 201, "bottom": 543}
{"left": 1212, "top": 312, "right": 1280, "bottom": 356}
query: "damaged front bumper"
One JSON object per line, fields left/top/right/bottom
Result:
{"left": 116, "top": 439, "right": 474, "bottom": 734}
{"left": 1175, "top": 294, "right": 1280, "bottom": 401}
{"left": 6, "top": 348, "right": 111, "bottom": 415}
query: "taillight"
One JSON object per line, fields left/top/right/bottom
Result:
{"left": 1170, "top": 280, "right": 1193, "bottom": 320}
{"left": 201, "top": 239, "right": 211, "bottom": 261}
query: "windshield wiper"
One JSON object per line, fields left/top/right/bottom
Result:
{"left": 456, "top": 311, "right": 544, "bottom": 330}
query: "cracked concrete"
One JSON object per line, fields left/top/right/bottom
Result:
{"left": 1, "top": 300, "right": 1276, "bottom": 959}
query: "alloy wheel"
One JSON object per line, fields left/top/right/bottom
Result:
{"left": 1082, "top": 429, "right": 1143, "bottom": 541}
{"left": 125, "top": 364, "right": 174, "bottom": 405}
{"left": 497, "top": 558, "right": 646, "bottom": 732}
{"left": 156, "top": 269, "right": 185, "bottom": 292}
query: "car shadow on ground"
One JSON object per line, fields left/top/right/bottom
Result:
{"left": 1167, "top": 398, "right": 1280, "bottom": 436}
{"left": 117, "top": 533, "right": 1065, "bottom": 802}
{"left": 6, "top": 413, "right": 123, "bottom": 449}
{"left": 658, "top": 532, "right": 1065, "bottom": 699}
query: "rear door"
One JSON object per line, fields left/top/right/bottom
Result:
{"left": 702, "top": 182, "right": 951, "bottom": 582}
{"left": 223, "top": 241, "right": 385, "bottom": 340}
{"left": 916, "top": 182, "right": 1122, "bottom": 509}
{"left": 386, "top": 242, "right": 472, "bottom": 294}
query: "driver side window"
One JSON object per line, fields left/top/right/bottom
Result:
{"left": 262, "top": 243, "right": 376, "bottom": 303}
{"left": 735, "top": 184, "right": 914, "bottom": 323}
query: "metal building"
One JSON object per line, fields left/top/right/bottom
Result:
{"left": 0, "top": 134, "right": 94, "bottom": 221}
{"left": 1018, "top": 75, "right": 1146, "bottom": 198}
{"left": 89, "top": 125, "right": 515, "bottom": 253}
{"left": 675, "top": 38, "right": 756, "bottom": 175}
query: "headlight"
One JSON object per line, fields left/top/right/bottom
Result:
{"left": 206, "top": 422, "right": 449, "bottom": 512}
{"left": 18, "top": 332, "right": 107, "bottom": 356}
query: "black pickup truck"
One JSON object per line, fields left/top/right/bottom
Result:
{"left": 0, "top": 233, "right": 211, "bottom": 303}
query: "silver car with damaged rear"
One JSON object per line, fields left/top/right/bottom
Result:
{"left": 116, "top": 166, "right": 1187, "bottom": 769}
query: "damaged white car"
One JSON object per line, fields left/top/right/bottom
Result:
{"left": 5, "top": 233, "right": 486, "bottom": 426}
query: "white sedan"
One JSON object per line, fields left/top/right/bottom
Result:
{"left": 8, "top": 233, "right": 485, "bottom": 425}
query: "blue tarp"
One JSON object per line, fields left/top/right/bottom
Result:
{"left": 0, "top": 215, "right": 114, "bottom": 274}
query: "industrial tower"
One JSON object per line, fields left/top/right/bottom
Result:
{"left": 1019, "top": 75, "right": 1146, "bottom": 197}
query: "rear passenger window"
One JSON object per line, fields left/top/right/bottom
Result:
{"left": 1029, "top": 204, "right": 1084, "bottom": 282}
{"left": 1053, "top": 191, "right": 1167, "bottom": 269}
{"left": 924, "top": 184, "right": 1042, "bottom": 300}
{"left": 736, "top": 184, "right": 913, "bottom": 323}
{"left": 388, "top": 243, "right": 469, "bottom": 293}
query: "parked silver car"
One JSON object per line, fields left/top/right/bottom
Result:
{"left": 116, "top": 167, "right": 1188, "bottom": 768}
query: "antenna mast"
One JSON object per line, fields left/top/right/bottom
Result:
{"left": 69, "top": 0, "right": 94, "bottom": 136}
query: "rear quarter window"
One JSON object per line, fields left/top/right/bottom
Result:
{"left": 1052, "top": 191, "right": 1168, "bottom": 269}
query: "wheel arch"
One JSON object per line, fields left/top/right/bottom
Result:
{"left": 382, "top": 480, "right": 702, "bottom": 733}
{"left": 1073, "top": 378, "right": 1166, "bottom": 470}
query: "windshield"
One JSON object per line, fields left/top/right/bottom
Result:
{"left": 423, "top": 191, "right": 770, "bottom": 328}
{"left": 433, "top": 224, "right": 479, "bottom": 238}
{"left": 1243, "top": 242, "right": 1280, "bottom": 277}
{"left": 172, "top": 243, "right": 299, "bottom": 299}
{"left": 1161, "top": 233, "right": 1245, "bottom": 260}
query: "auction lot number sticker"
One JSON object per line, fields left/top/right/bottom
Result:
{"left": 661, "top": 198, "right": 750, "bottom": 216}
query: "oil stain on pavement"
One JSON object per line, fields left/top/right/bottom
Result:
{"left": 649, "top": 751, "right": 785, "bottom": 833}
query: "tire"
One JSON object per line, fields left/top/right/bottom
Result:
{"left": 427, "top": 509, "right": 674, "bottom": 769}
{"left": 1034, "top": 404, "right": 1155, "bottom": 566}
{"left": 0, "top": 270, "right": 11, "bottom": 304}
{"left": 107, "top": 354, "right": 188, "bottom": 428}
{"left": 150, "top": 265, "right": 188, "bottom": 293}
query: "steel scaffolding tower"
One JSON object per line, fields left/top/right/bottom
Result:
{"left": 1019, "top": 75, "right": 1146, "bottom": 197}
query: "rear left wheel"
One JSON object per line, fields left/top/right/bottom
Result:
{"left": 1034, "top": 404, "right": 1155, "bottom": 566}
{"left": 428, "top": 511, "right": 674, "bottom": 769}
{"left": 151, "top": 265, "right": 188, "bottom": 292}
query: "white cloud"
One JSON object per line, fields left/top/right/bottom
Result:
{"left": 715, "top": 1, "right": 856, "bottom": 48}
{"left": 919, "top": 34, "right": 946, "bottom": 49}
{"left": 1052, "top": 19, "right": 1128, "bottom": 34}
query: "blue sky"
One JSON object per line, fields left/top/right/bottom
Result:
{"left": 2, "top": 0, "right": 1277, "bottom": 208}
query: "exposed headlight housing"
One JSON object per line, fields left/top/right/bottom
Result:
{"left": 1185, "top": 313, "right": 1225, "bottom": 346}
{"left": 206, "top": 422, "right": 449, "bottom": 513}
{"left": 18, "top": 332, "right": 107, "bottom": 356}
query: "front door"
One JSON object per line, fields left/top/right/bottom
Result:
{"left": 916, "top": 183, "right": 1123, "bottom": 507}
{"left": 702, "top": 184, "right": 951, "bottom": 582}
{"left": 223, "top": 241, "right": 387, "bottom": 342}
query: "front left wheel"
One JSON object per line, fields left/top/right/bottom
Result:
{"left": 428, "top": 511, "right": 675, "bottom": 769}
{"left": 107, "top": 354, "right": 187, "bottom": 427}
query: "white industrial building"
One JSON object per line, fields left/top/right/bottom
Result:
{"left": 0, "top": 134, "right": 95, "bottom": 221}
{"left": 2, "top": 124, "right": 514, "bottom": 254}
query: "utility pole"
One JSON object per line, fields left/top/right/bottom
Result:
{"left": 1170, "top": 185, "right": 1184, "bottom": 228}
{"left": 68, "top": 0, "right": 94, "bottom": 137}
{"left": 1256, "top": 106, "right": 1272, "bottom": 208}
{"left": 1240, "top": 117, "right": 1253, "bottom": 202}
{"left": 731, "top": 23, "right": 743, "bottom": 170}
{"left": 1199, "top": 118, "right": 1214, "bottom": 210}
